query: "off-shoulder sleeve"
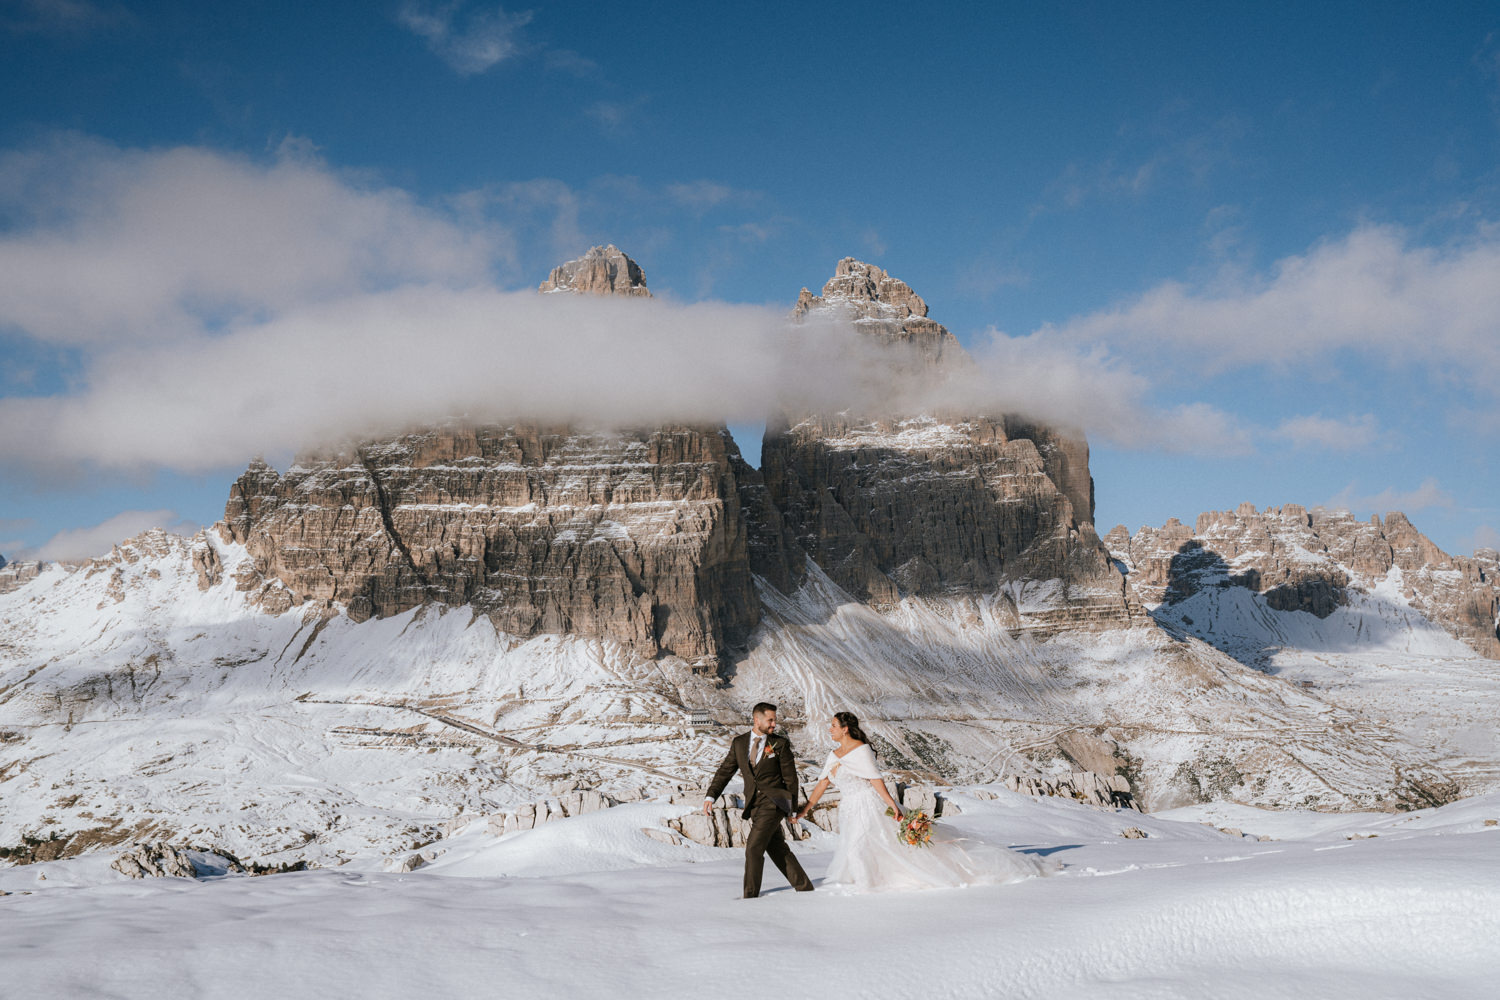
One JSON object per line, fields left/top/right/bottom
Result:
{"left": 816, "top": 751, "right": 837, "bottom": 782}
{"left": 839, "top": 744, "right": 883, "bottom": 780}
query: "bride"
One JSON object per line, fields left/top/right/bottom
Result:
{"left": 794, "top": 711, "right": 1050, "bottom": 893}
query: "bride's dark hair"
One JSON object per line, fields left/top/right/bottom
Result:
{"left": 834, "top": 711, "right": 870, "bottom": 745}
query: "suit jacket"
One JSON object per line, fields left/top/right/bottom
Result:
{"left": 706, "top": 731, "right": 800, "bottom": 819}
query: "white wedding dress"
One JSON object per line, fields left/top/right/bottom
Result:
{"left": 818, "top": 744, "right": 1049, "bottom": 893}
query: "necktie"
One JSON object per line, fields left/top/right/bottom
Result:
{"left": 752, "top": 736, "right": 763, "bottom": 765}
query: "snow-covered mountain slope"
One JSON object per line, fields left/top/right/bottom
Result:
{"left": 0, "top": 530, "right": 729, "bottom": 866}
{"left": 1, "top": 526, "right": 1470, "bottom": 869}
{"left": 3, "top": 787, "right": 1496, "bottom": 1000}
{"left": 1108, "top": 503, "right": 1500, "bottom": 658}
{"left": 1108, "top": 505, "right": 1500, "bottom": 795}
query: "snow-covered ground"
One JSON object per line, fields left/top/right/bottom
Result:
{"left": 4, "top": 528, "right": 1475, "bottom": 877}
{"left": 3, "top": 788, "right": 1496, "bottom": 999}
{"left": 1154, "top": 585, "right": 1500, "bottom": 793}
{"left": 3, "top": 525, "right": 1492, "bottom": 875}
{"left": 5, "top": 527, "right": 1499, "bottom": 996}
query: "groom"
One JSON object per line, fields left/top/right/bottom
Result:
{"left": 704, "top": 702, "right": 815, "bottom": 898}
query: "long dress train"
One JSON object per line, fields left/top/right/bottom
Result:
{"left": 818, "top": 744, "right": 1049, "bottom": 893}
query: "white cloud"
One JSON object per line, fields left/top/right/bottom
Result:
{"left": 4, "top": 134, "right": 1472, "bottom": 478}
{"left": 1325, "top": 477, "right": 1454, "bottom": 518}
{"left": 1271, "top": 413, "right": 1381, "bottom": 451}
{"left": 1046, "top": 224, "right": 1500, "bottom": 421}
{"left": 0, "top": 135, "right": 497, "bottom": 345}
{"left": 20, "top": 509, "right": 198, "bottom": 562}
{"left": 955, "top": 330, "right": 1252, "bottom": 454}
{"left": 0, "top": 135, "right": 1267, "bottom": 471}
{"left": 396, "top": 2, "right": 532, "bottom": 76}
{"left": 0, "top": 288, "right": 811, "bottom": 469}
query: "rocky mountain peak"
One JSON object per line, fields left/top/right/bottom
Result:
{"left": 791, "top": 257, "right": 959, "bottom": 367}
{"left": 538, "top": 244, "right": 651, "bottom": 298}
{"left": 754, "top": 257, "right": 1114, "bottom": 609}
{"left": 795, "top": 257, "right": 929, "bottom": 319}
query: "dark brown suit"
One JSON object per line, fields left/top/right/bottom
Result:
{"left": 706, "top": 730, "right": 815, "bottom": 897}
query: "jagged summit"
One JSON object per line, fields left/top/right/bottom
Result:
{"left": 793, "top": 257, "right": 960, "bottom": 366}
{"left": 1108, "top": 502, "right": 1500, "bottom": 659}
{"left": 757, "top": 257, "right": 1114, "bottom": 607}
{"left": 795, "top": 257, "right": 929, "bottom": 318}
{"left": 538, "top": 244, "right": 651, "bottom": 297}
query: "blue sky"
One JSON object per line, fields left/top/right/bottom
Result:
{"left": 1, "top": 0, "right": 1498, "bottom": 560}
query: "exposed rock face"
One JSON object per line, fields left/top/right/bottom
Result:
{"left": 222, "top": 252, "right": 1126, "bottom": 661}
{"left": 0, "top": 556, "right": 43, "bottom": 595}
{"left": 225, "top": 424, "right": 758, "bottom": 667}
{"left": 793, "top": 257, "right": 960, "bottom": 366}
{"left": 110, "top": 843, "right": 229, "bottom": 879}
{"left": 225, "top": 248, "right": 756, "bottom": 667}
{"left": 539, "top": 244, "right": 651, "bottom": 297}
{"left": 758, "top": 259, "right": 1122, "bottom": 611}
{"left": 1108, "top": 503, "right": 1500, "bottom": 659}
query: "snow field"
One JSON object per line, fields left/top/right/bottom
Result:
{"left": 3, "top": 790, "right": 1497, "bottom": 999}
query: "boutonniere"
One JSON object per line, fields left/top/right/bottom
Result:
{"left": 762, "top": 743, "right": 776, "bottom": 758}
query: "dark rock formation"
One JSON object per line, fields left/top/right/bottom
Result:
{"left": 757, "top": 259, "right": 1124, "bottom": 611}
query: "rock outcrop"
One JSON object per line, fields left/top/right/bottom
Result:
{"left": 221, "top": 252, "right": 1129, "bottom": 662}
{"left": 225, "top": 424, "right": 759, "bottom": 668}
{"left": 0, "top": 556, "right": 43, "bottom": 595}
{"left": 758, "top": 259, "right": 1123, "bottom": 613}
{"left": 539, "top": 244, "right": 651, "bottom": 297}
{"left": 224, "top": 249, "right": 757, "bottom": 667}
{"left": 792, "top": 257, "right": 961, "bottom": 366}
{"left": 1108, "top": 503, "right": 1500, "bottom": 659}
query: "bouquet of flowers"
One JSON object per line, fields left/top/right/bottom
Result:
{"left": 885, "top": 806, "right": 933, "bottom": 847}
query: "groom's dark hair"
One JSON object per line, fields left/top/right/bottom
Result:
{"left": 751, "top": 702, "right": 776, "bottom": 717}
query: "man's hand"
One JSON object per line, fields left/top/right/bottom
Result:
{"left": 702, "top": 798, "right": 714, "bottom": 816}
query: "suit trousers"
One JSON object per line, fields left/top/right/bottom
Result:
{"left": 743, "top": 800, "right": 814, "bottom": 897}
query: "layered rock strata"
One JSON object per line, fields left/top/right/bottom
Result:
{"left": 1108, "top": 503, "right": 1500, "bottom": 659}
{"left": 224, "top": 425, "right": 759, "bottom": 666}
{"left": 222, "top": 251, "right": 1127, "bottom": 666}
{"left": 224, "top": 248, "right": 757, "bottom": 667}
{"left": 759, "top": 259, "right": 1124, "bottom": 613}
